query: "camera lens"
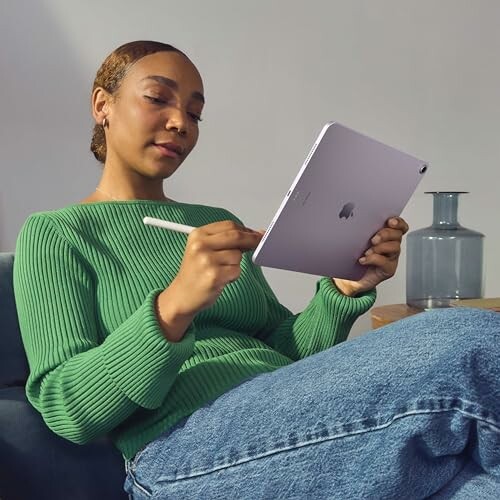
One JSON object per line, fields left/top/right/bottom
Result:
{"left": 419, "top": 165, "right": 428, "bottom": 174}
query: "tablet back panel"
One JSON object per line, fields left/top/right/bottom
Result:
{"left": 252, "top": 122, "right": 428, "bottom": 279}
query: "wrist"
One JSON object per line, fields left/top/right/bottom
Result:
{"left": 332, "top": 278, "right": 369, "bottom": 297}
{"left": 155, "top": 288, "right": 195, "bottom": 342}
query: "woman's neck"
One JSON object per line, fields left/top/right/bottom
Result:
{"left": 96, "top": 162, "right": 172, "bottom": 202}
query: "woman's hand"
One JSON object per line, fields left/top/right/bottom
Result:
{"left": 333, "top": 217, "right": 409, "bottom": 297}
{"left": 155, "top": 221, "right": 263, "bottom": 341}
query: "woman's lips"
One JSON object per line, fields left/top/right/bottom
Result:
{"left": 154, "top": 144, "right": 181, "bottom": 159}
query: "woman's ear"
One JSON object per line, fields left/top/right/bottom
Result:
{"left": 91, "top": 87, "right": 111, "bottom": 125}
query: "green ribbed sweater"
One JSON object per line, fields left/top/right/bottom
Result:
{"left": 13, "top": 200, "right": 376, "bottom": 460}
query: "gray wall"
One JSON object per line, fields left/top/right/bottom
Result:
{"left": 1, "top": 0, "right": 499, "bottom": 337}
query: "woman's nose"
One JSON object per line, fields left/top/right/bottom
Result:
{"left": 165, "top": 106, "right": 188, "bottom": 136}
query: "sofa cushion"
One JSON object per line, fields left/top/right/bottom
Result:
{"left": 0, "top": 386, "right": 127, "bottom": 500}
{"left": 0, "top": 252, "right": 29, "bottom": 388}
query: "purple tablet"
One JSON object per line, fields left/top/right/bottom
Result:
{"left": 252, "top": 122, "right": 428, "bottom": 280}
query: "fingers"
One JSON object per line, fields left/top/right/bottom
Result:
{"left": 370, "top": 216, "right": 409, "bottom": 246}
{"left": 387, "top": 216, "right": 409, "bottom": 234}
{"left": 364, "top": 241, "right": 400, "bottom": 260}
{"left": 372, "top": 226, "right": 406, "bottom": 244}
{"left": 203, "top": 249, "right": 247, "bottom": 267}
{"left": 360, "top": 220, "right": 406, "bottom": 272}
{"left": 358, "top": 251, "right": 397, "bottom": 276}
{"left": 197, "top": 220, "right": 258, "bottom": 236}
{"left": 174, "top": 221, "right": 263, "bottom": 316}
{"left": 364, "top": 217, "right": 408, "bottom": 257}
{"left": 205, "top": 230, "right": 263, "bottom": 252}
{"left": 191, "top": 221, "right": 263, "bottom": 252}
{"left": 354, "top": 217, "right": 409, "bottom": 286}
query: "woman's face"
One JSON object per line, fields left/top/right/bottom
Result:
{"left": 101, "top": 51, "right": 204, "bottom": 179}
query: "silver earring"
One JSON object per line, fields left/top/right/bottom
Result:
{"left": 102, "top": 117, "right": 107, "bottom": 128}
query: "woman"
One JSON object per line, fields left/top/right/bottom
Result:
{"left": 13, "top": 41, "right": 500, "bottom": 499}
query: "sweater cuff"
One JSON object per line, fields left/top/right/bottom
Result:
{"left": 101, "top": 289, "right": 195, "bottom": 410}
{"left": 317, "top": 277, "right": 376, "bottom": 321}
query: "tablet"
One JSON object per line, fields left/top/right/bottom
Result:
{"left": 251, "top": 122, "right": 428, "bottom": 280}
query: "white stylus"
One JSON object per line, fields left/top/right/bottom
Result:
{"left": 143, "top": 216, "right": 195, "bottom": 234}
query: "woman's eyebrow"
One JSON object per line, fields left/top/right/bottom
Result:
{"left": 141, "top": 75, "right": 205, "bottom": 104}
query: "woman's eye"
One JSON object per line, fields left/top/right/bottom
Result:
{"left": 188, "top": 112, "right": 203, "bottom": 123}
{"left": 145, "top": 95, "right": 202, "bottom": 123}
{"left": 145, "top": 95, "right": 166, "bottom": 104}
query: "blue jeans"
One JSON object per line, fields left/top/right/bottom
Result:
{"left": 124, "top": 308, "right": 500, "bottom": 499}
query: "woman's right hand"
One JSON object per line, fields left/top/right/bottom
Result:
{"left": 155, "top": 221, "right": 264, "bottom": 341}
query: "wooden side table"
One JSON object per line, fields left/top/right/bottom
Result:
{"left": 370, "top": 299, "right": 500, "bottom": 329}
{"left": 370, "top": 304, "right": 424, "bottom": 329}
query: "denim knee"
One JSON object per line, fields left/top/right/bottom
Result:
{"left": 379, "top": 307, "right": 499, "bottom": 383}
{"left": 400, "top": 307, "right": 500, "bottom": 344}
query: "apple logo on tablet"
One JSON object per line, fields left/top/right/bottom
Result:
{"left": 339, "top": 202, "right": 355, "bottom": 219}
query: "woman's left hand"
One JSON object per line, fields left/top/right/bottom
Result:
{"left": 333, "top": 217, "right": 409, "bottom": 297}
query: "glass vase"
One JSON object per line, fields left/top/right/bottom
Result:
{"left": 406, "top": 192, "right": 484, "bottom": 309}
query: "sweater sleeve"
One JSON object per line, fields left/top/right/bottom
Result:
{"left": 248, "top": 253, "right": 376, "bottom": 360}
{"left": 13, "top": 214, "right": 196, "bottom": 445}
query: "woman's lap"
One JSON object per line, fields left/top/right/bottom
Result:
{"left": 125, "top": 308, "right": 500, "bottom": 499}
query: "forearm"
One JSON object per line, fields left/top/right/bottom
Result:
{"left": 23, "top": 289, "right": 195, "bottom": 444}
{"left": 257, "top": 278, "right": 376, "bottom": 360}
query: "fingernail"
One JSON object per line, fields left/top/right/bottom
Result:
{"left": 390, "top": 218, "right": 398, "bottom": 226}
{"left": 365, "top": 249, "right": 374, "bottom": 256}
{"left": 359, "top": 257, "right": 367, "bottom": 264}
{"left": 371, "top": 236, "right": 381, "bottom": 245}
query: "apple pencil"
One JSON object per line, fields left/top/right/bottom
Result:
{"left": 143, "top": 216, "right": 195, "bottom": 234}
